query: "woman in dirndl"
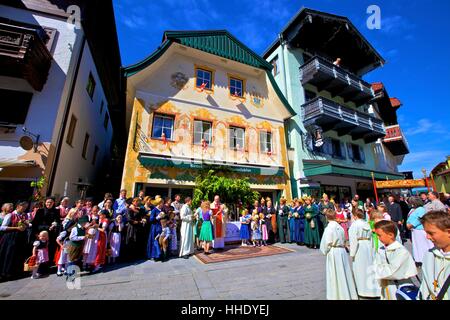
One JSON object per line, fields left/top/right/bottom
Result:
{"left": 198, "top": 201, "right": 214, "bottom": 254}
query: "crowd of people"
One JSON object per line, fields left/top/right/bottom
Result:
{"left": 0, "top": 189, "right": 448, "bottom": 300}
{"left": 314, "top": 192, "right": 449, "bottom": 300}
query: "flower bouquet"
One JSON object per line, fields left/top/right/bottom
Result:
{"left": 294, "top": 212, "right": 299, "bottom": 219}
{"left": 266, "top": 213, "right": 272, "bottom": 219}
{"left": 305, "top": 212, "right": 312, "bottom": 220}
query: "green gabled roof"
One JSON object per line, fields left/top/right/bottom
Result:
{"left": 122, "top": 30, "right": 295, "bottom": 117}
{"left": 163, "top": 30, "right": 273, "bottom": 70}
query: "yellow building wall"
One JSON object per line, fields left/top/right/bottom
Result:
{"left": 121, "top": 44, "right": 292, "bottom": 200}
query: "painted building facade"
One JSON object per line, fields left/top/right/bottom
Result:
{"left": 431, "top": 156, "right": 450, "bottom": 195}
{"left": 263, "top": 8, "right": 406, "bottom": 201}
{"left": 121, "top": 31, "right": 295, "bottom": 204}
{"left": 0, "top": 0, "right": 122, "bottom": 202}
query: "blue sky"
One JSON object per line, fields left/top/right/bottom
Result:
{"left": 113, "top": 0, "right": 450, "bottom": 178}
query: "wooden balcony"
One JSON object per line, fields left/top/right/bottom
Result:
{"left": 300, "top": 56, "right": 374, "bottom": 106}
{"left": 302, "top": 97, "right": 385, "bottom": 143}
{"left": 383, "top": 124, "right": 410, "bottom": 156}
{"left": 0, "top": 21, "right": 52, "bottom": 91}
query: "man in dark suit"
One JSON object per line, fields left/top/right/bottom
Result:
{"left": 387, "top": 195, "right": 404, "bottom": 242}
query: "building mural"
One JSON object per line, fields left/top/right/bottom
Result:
{"left": 121, "top": 31, "right": 295, "bottom": 202}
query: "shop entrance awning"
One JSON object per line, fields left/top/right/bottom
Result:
{"left": 138, "top": 153, "right": 285, "bottom": 176}
{"left": 303, "top": 160, "right": 404, "bottom": 180}
{"left": 0, "top": 145, "right": 35, "bottom": 169}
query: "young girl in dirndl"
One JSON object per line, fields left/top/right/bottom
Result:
{"left": 251, "top": 214, "right": 262, "bottom": 247}
{"left": 31, "top": 231, "right": 49, "bottom": 279}
{"left": 239, "top": 209, "right": 250, "bottom": 246}
{"left": 108, "top": 215, "right": 123, "bottom": 263}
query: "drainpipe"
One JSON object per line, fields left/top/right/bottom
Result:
{"left": 278, "top": 34, "right": 290, "bottom": 104}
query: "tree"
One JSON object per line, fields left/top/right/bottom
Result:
{"left": 192, "top": 169, "right": 260, "bottom": 212}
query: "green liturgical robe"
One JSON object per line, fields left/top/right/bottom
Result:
{"left": 303, "top": 205, "right": 320, "bottom": 246}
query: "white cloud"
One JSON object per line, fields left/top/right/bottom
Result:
{"left": 404, "top": 118, "right": 447, "bottom": 136}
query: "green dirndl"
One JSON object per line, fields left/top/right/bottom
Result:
{"left": 199, "top": 220, "right": 213, "bottom": 242}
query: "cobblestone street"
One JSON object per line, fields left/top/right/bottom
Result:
{"left": 0, "top": 243, "right": 326, "bottom": 300}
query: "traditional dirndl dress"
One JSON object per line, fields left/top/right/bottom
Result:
{"left": 199, "top": 211, "right": 213, "bottom": 242}
{"left": 34, "top": 240, "right": 49, "bottom": 264}
{"left": 170, "top": 225, "right": 177, "bottom": 251}
{"left": 260, "top": 220, "right": 268, "bottom": 241}
{"left": 109, "top": 222, "right": 122, "bottom": 258}
{"left": 239, "top": 216, "right": 250, "bottom": 240}
{"left": 251, "top": 222, "right": 261, "bottom": 240}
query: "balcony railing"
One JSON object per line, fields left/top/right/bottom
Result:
{"left": 0, "top": 22, "right": 52, "bottom": 91}
{"left": 302, "top": 97, "right": 385, "bottom": 143}
{"left": 383, "top": 124, "right": 410, "bottom": 156}
{"left": 300, "top": 56, "right": 374, "bottom": 106}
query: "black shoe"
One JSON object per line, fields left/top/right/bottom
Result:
{"left": 182, "top": 255, "right": 189, "bottom": 259}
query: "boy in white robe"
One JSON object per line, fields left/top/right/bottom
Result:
{"left": 374, "top": 220, "right": 417, "bottom": 300}
{"left": 349, "top": 209, "right": 380, "bottom": 298}
{"left": 320, "top": 209, "right": 358, "bottom": 300}
{"left": 418, "top": 210, "right": 450, "bottom": 300}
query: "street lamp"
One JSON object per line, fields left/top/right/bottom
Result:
{"left": 421, "top": 168, "right": 430, "bottom": 193}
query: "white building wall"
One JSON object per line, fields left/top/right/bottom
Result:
{"left": 52, "top": 42, "right": 113, "bottom": 200}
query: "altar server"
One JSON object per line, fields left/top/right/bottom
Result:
{"left": 374, "top": 220, "right": 417, "bottom": 300}
{"left": 179, "top": 197, "right": 195, "bottom": 258}
{"left": 320, "top": 209, "right": 358, "bottom": 300}
{"left": 418, "top": 211, "right": 450, "bottom": 300}
{"left": 349, "top": 209, "right": 380, "bottom": 298}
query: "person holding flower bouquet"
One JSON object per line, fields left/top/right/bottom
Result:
{"left": 304, "top": 196, "right": 320, "bottom": 249}
{"left": 251, "top": 213, "right": 262, "bottom": 247}
{"left": 259, "top": 211, "right": 269, "bottom": 246}
{"left": 193, "top": 206, "right": 203, "bottom": 251}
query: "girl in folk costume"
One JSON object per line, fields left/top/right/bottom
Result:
{"left": 334, "top": 202, "right": 349, "bottom": 242}
{"left": 147, "top": 198, "right": 164, "bottom": 260}
{"left": 369, "top": 211, "right": 382, "bottom": 252}
{"left": 193, "top": 206, "right": 203, "bottom": 251}
{"left": 155, "top": 217, "right": 171, "bottom": 262}
{"left": 406, "top": 197, "right": 434, "bottom": 266}
{"left": 320, "top": 209, "right": 358, "bottom": 300}
{"left": 169, "top": 219, "right": 178, "bottom": 257}
{"left": 83, "top": 206, "right": 100, "bottom": 271}
{"left": 377, "top": 204, "right": 391, "bottom": 221}
{"left": 349, "top": 209, "right": 380, "bottom": 298}
{"left": 239, "top": 209, "right": 251, "bottom": 246}
{"left": 259, "top": 210, "right": 269, "bottom": 246}
{"left": 292, "top": 199, "right": 305, "bottom": 246}
{"left": 260, "top": 198, "right": 267, "bottom": 215}
{"left": 0, "top": 202, "right": 28, "bottom": 281}
{"left": 55, "top": 229, "right": 70, "bottom": 276}
{"left": 264, "top": 199, "right": 277, "bottom": 244}
{"left": 251, "top": 212, "right": 262, "bottom": 247}
{"left": 93, "top": 210, "right": 109, "bottom": 272}
{"left": 211, "top": 195, "right": 226, "bottom": 250}
{"left": 31, "top": 231, "right": 49, "bottom": 279}
{"left": 304, "top": 196, "right": 320, "bottom": 249}
{"left": 374, "top": 220, "right": 418, "bottom": 300}
{"left": 108, "top": 214, "right": 123, "bottom": 264}
{"left": 179, "top": 197, "right": 195, "bottom": 258}
{"left": 418, "top": 211, "right": 450, "bottom": 300}
{"left": 198, "top": 201, "right": 214, "bottom": 254}
{"left": 57, "top": 197, "right": 70, "bottom": 222}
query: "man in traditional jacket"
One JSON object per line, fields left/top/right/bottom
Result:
{"left": 276, "top": 198, "right": 290, "bottom": 243}
{"left": 179, "top": 197, "right": 195, "bottom": 258}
